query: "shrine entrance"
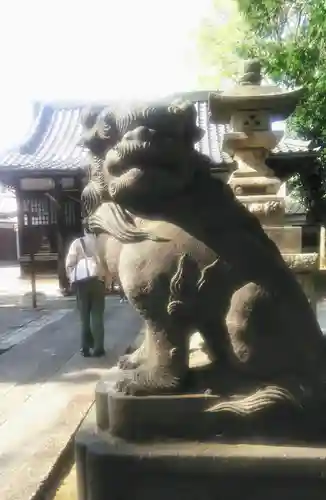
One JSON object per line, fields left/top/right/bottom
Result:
{"left": 18, "top": 179, "right": 82, "bottom": 292}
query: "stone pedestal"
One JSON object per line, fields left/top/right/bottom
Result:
{"left": 76, "top": 408, "right": 326, "bottom": 500}
{"left": 75, "top": 365, "right": 326, "bottom": 500}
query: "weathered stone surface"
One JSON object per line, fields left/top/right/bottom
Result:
{"left": 94, "top": 365, "right": 326, "bottom": 442}
{"left": 238, "top": 196, "right": 285, "bottom": 225}
{"left": 264, "top": 226, "right": 302, "bottom": 254}
{"left": 284, "top": 252, "right": 319, "bottom": 272}
{"left": 76, "top": 408, "right": 326, "bottom": 500}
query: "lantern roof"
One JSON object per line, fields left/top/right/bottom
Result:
{"left": 209, "top": 59, "right": 304, "bottom": 123}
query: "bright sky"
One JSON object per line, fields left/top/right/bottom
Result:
{"left": 0, "top": 0, "right": 211, "bottom": 150}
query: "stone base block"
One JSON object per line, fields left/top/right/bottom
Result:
{"left": 94, "top": 370, "right": 285, "bottom": 441}
{"left": 75, "top": 409, "right": 326, "bottom": 500}
{"left": 95, "top": 367, "right": 326, "bottom": 442}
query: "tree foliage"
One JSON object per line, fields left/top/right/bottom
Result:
{"left": 196, "top": 0, "right": 251, "bottom": 88}
{"left": 237, "top": 0, "right": 326, "bottom": 144}
{"left": 196, "top": 0, "right": 326, "bottom": 216}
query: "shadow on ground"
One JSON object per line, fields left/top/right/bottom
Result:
{"left": 0, "top": 298, "right": 143, "bottom": 385}
{"left": 1, "top": 295, "right": 326, "bottom": 387}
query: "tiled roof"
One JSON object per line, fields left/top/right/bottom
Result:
{"left": 0, "top": 91, "right": 317, "bottom": 173}
{"left": 0, "top": 104, "right": 85, "bottom": 171}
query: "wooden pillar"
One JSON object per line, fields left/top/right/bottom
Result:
{"left": 27, "top": 208, "right": 37, "bottom": 309}
{"left": 15, "top": 184, "right": 25, "bottom": 277}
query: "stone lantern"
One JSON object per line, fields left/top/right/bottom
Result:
{"left": 209, "top": 59, "right": 319, "bottom": 312}
{"left": 209, "top": 59, "right": 303, "bottom": 220}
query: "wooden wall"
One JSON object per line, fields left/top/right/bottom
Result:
{"left": 0, "top": 224, "right": 17, "bottom": 261}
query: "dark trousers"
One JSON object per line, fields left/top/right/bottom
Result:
{"left": 76, "top": 279, "right": 105, "bottom": 351}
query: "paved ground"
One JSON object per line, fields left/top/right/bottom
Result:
{"left": 0, "top": 308, "right": 47, "bottom": 341}
{"left": 0, "top": 297, "right": 142, "bottom": 500}
{"left": 0, "top": 264, "right": 65, "bottom": 311}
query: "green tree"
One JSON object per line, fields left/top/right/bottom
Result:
{"left": 196, "top": 0, "right": 251, "bottom": 88}
{"left": 237, "top": 1, "right": 326, "bottom": 142}
{"left": 238, "top": 0, "right": 326, "bottom": 217}
{"left": 197, "top": 0, "right": 326, "bottom": 218}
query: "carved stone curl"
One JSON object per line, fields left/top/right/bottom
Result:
{"left": 241, "top": 200, "right": 285, "bottom": 217}
{"left": 283, "top": 253, "right": 319, "bottom": 272}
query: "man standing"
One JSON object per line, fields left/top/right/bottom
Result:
{"left": 65, "top": 224, "right": 106, "bottom": 357}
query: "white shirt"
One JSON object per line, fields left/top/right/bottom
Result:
{"left": 65, "top": 234, "right": 105, "bottom": 281}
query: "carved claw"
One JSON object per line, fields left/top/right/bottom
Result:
{"left": 118, "top": 354, "right": 141, "bottom": 370}
{"left": 115, "top": 367, "right": 180, "bottom": 396}
{"left": 115, "top": 373, "right": 140, "bottom": 395}
{"left": 117, "top": 346, "right": 146, "bottom": 370}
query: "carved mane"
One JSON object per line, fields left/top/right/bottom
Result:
{"left": 80, "top": 100, "right": 212, "bottom": 243}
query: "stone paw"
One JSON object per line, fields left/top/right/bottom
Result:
{"left": 115, "top": 374, "right": 139, "bottom": 395}
{"left": 114, "top": 368, "right": 180, "bottom": 396}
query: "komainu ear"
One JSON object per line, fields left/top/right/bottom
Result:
{"left": 80, "top": 106, "right": 102, "bottom": 130}
{"left": 78, "top": 106, "right": 103, "bottom": 151}
{"left": 169, "top": 99, "right": 205, "bottom": 144}
{"left": 97, "top": 108, "right": 119, "bottom": 146}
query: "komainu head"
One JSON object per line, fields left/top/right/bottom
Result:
{"left": 99, "top": 100, "right": 207, "bottom": 213}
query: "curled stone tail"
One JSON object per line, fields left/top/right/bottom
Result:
{"left": 167, "top": 254, "right": 197, "bottom": 315}
{"left": 167, "top": 255, "right": 186, "bottom": 315}
{"left": 207, "top": 385, "right": 302, "bottom": 416}
{"left": 167, "top": 255, "right": 221, "bottom": 315}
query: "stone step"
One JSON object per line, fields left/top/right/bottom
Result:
{"left": 76, "top": 408, "right": 326, "bottom": 500}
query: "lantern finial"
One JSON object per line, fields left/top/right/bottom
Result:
{"left": 239, "top": 59, "right": 262, "bottom": 86}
